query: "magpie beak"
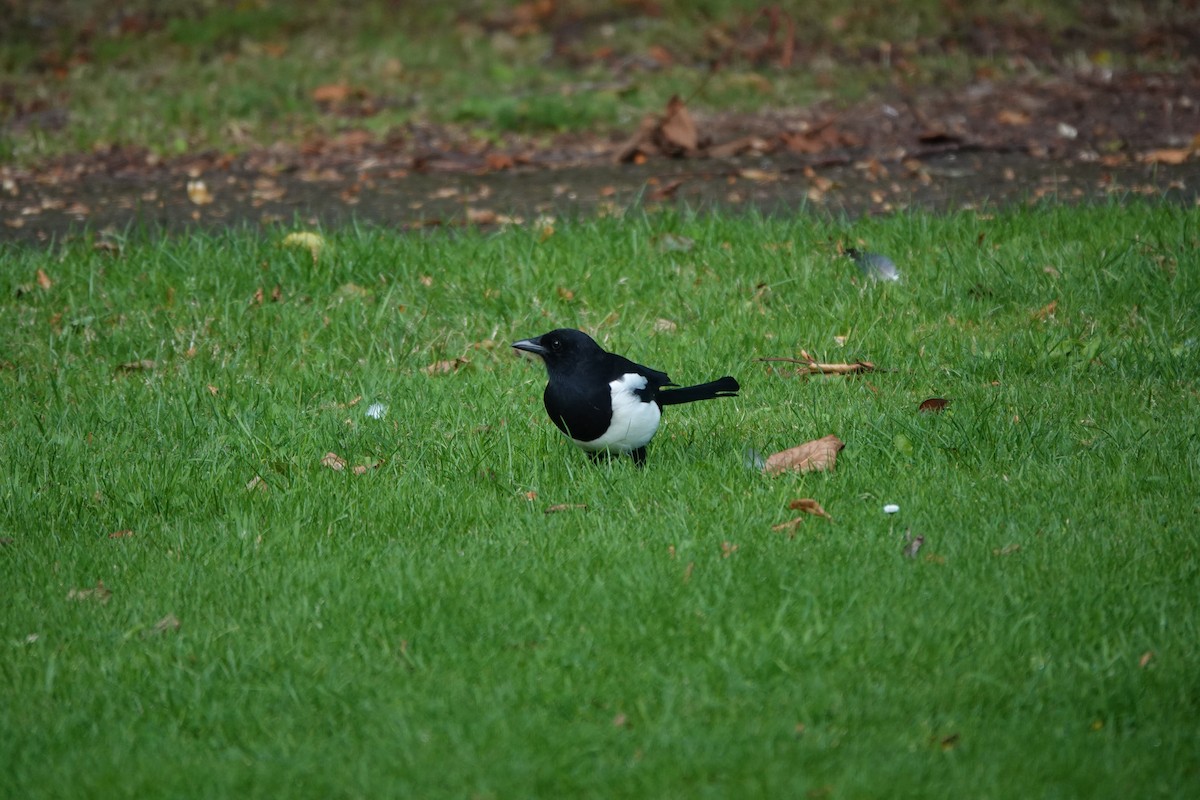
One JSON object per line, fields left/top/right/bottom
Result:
{"left": 512, "top": 328, "right": 739, "bottom": 466}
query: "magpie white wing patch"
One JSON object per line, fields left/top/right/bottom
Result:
{"left": 573, "top": 372, "right": 661, "bottom": 453}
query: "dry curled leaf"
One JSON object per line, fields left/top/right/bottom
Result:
{"left": 424, "top": 357, "right": 468, "bottom": 375}
{"left": 320, "top": 452, "right": 347, "bottom": 471}
{"left": 36, "top": 268, "right": 53, "bottom": 290}
{"left": 246, "top": 475, "right": 268, "bottom": 493}
{"left": 788, "top": 498, "right": 831, "bottom": 519}
{"left": 763, "top": 435, "right": 845, "bottom": 475}
{"left": 919, "top": 397, "right": 950, "bottom": 413}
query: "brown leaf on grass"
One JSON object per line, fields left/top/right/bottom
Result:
{"left": 424, "top": 357, "right": 469, "bottom": 375}
{"left": 721, "top": 541, "right": 739, "bottom": 558}
{"left": 153, "top": 614, "right": 181, "bottom": 634}
{"left": 918, "top": 397, "right": 950, "bottom": 413}
{"left": 1139, "top": 651, "right": 1154, "bottom": 669}
{"left": 186, "top": 180, "right": 214, "bottom": 205}
{"left": 788, "top": 498, "right": 831, "bottom": 519}
{"left": 764, "top": 435, "right": 845, "bottom": 475}
{"left": 351, "top": 459, "right": 384, "bottom": 475}
{"left": 116, "top": 359, "right": 155, "bottom": 373}
{"left": 108, "top": 529, "right": 135, "bottom": 539}
{"left": 246, "top": 475, "right": 268, "bottom": 493}
{"left": 1033, "top": 299, "right": 1058, "bottom": 321}
{"left": 320, "top": 452, "right": 347, "bottom": 471}
{"left": 544, "top": 503, "right": 588, "bottom": 514}
{"left": 36, "top": 268, "right": 53, "bottom": 290}
{"left": 771, "top": 517, "right": 804, "bottom": 534}
{"left": 1139, "top": 148, "right": 1191, "bottom": 165}
{"left": 67, "top": 580, "right": 111, "bottom": 604}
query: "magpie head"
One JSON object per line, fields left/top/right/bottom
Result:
{"left": 512, "top": 328, "right": 602, "bottom": 372}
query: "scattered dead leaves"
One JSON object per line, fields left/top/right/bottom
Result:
{"left": 763, "top": 434, "right": 845, "bottom": 475}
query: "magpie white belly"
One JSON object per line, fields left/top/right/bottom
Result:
{"left": 573, "top": 373, "right": 661, "bottom": 452}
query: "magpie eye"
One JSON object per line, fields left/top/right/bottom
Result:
{"left": 549, "top": 338, "right": 562, "bottom": 350}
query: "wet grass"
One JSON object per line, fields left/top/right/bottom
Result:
{"left": 3, "top": 0, "right": 1192, "bottom": 163}
{"left": 1, "top": 202, "right": 1198, "bottom": 797}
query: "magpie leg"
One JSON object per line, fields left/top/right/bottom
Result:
{"left": 630, "top": 446, "right": 647, "bottom": 467}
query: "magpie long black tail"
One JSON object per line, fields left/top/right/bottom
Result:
{"left": 658, "top": 376, "right": 740, "bottom": 406}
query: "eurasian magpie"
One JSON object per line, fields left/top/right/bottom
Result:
{"left": 512, "top": 328, "right": 740, "bottom": 466}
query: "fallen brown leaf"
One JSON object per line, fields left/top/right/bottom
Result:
{"left": 788, "top": 498, "right": 831, "bottom": 519}
{"left": 351, "top": 459, "right": 384, "bottom": 475}
{"left": 763, "top": 435, "right": 845, "bottom": 475}
{"left": 996, "top": 108, "right": 1031, "bottom": 126}
{"left": 186, "top": 180, "right": 214, "bottom": 205}
{"left": 1138, "top": 651, "right": 1154, "bottom": 669}
{"left": 67, "top": 580, "right": 111, "bottom": 604}
{"left": 918, "top": 397, "right": 950, "bottom": 413}
{"left": 36, "top": 268, "right": 53, "bottom": 290}
{"left": 656, "top": 95, "right": 699, "bottom": 156}
{"left": 1033, "top": 299, "right": 1058, "bottom": 321}
{"left": 246, "top": 475, "right": 268, "bottom": 493}
{"left": 1139, "top": 148, "right": 1191, "bottom": 165}
{"left": 771, "top": 517, "right": 804, "bottom": 534}
{"left": 320, "top": 452, "right": 347, "bottom": 471}
{"left": 108, "top": 529, "right": 135, "bottom": 539}
{"left": 153, "top": 614, "right": 181, "bottom": 634}
{"left": 424, "top": 357, "right": 469, "bottom": 375}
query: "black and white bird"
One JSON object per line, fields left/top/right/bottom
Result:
{"left": 512, "top": 328, "right": 739, "bottom": 466}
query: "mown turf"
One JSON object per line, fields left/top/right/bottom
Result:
{"left": 1, "top": 203, "right": 1198, "bottom": 798}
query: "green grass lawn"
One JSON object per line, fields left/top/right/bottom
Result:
{"left": 2, "top": 203, "right": 1199, "bottom": 797}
